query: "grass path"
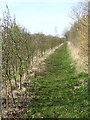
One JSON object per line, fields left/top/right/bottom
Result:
{"left": 24, "top": 43, "right": 88, "bottom": 118}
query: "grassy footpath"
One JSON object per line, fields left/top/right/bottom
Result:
{"left": 24, "top": 43, "right": 88, "bottom": 118}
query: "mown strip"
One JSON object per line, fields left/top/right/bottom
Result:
{"left": 24, "top": 43, "right": 88, "bottom": 118}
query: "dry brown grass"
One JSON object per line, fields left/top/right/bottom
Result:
{"left": 67, "top": 41, "right": 88, "bottom": 73}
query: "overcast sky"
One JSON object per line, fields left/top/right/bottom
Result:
{"left": 0, "top": 0, "right": 83, "bottom": 37}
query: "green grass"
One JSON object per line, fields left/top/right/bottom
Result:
{"left": 24, "top": 43, "right": 88, "bottom": 118}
